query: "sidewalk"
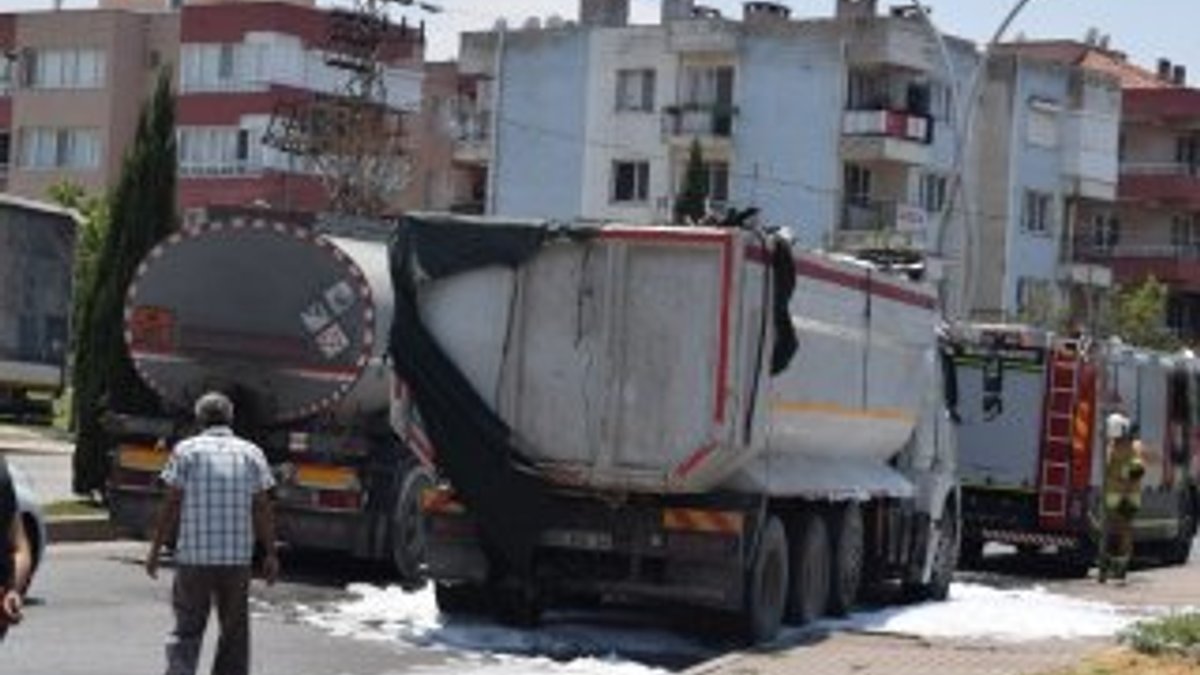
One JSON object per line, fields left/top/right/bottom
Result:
{"left": 686, "top": 631, "right": 1103, "bottom": 675}
{"left": 0, "top": 423, "right": 76, "bottom": 503}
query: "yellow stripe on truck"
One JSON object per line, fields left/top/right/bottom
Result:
{"left": 117, "top": 445, "right": 169, "bottom": 472}
{"left": 662, "top": 508, "right": 744, "bottom": 535}
{"left": 772, "top": 401, "right": 915, "bottom": 423}
{"left": 294, "top": 464, "right": 358, "bottom": 491}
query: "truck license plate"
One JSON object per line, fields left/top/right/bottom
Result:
{"left": 543, "top": 529, "right": 614, "bottom": 551}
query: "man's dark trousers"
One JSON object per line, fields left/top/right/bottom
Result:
{"left": 166, "top": 565, "right": 252, "bottom": 675}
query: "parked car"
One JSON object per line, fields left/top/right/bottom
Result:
{"left": 8, "top": 463, "right": 46, "bottom": 590}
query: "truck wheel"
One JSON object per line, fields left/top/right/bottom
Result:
{"left": 905, "top": 509, "right": 958, "bottom": 602}
{"left": 434, "top": 582, "right": 489, "bottom": 616}
{"left": 742, "top": 515, "right": 789, "bottom": 643}
{"left": 826, "top": 503, "right": 864, "bottom": 617}
{"left": 784, "top": 511, "right": 829, "bottom": 625}
{"left": 391, "top": 465, "right": 435, "bottom": 582}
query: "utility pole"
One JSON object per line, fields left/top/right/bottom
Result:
{"left": 264, "top": 0, "right": 436, "bottom": 217}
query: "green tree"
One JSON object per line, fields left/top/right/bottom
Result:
{"left": 72, "top": 70, "right": 178, "bottom": 494}
{"left": 48, "top": 180, "right": 109, "bottom": 371}
{"left": 674, "top": 138, "right": 708, "bottom": 225}
{"left": 1105, "top": 276, "right": 1182, "bottom": 351}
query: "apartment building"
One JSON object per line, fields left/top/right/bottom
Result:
{"left": 971, "top": 42, "right": 1121, "bottom": 324}
{"left": 0, "top": 0, "right": 426, "bottom": 216}
{"left": 0, "top": 7, "right": 178, "bottom": 200}
{"left": 459, "top": 0, "right": 977, "bottom": 253}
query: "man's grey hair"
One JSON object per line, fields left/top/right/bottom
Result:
{"left": 194, "top": 391, "right": 234, "bottom": 426}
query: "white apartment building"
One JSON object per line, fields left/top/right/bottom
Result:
{"left": 456, "top": 0, "right": 1120, "bottom": 321}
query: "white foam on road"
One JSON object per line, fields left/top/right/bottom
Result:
{"left": 828, "top": 582, "right": 1139, "bottom": 642}
{"left": 295, "top": 583, "right": 701, "bottom": 674}
{"left": 295, "top": 581, "right": 1139, "bottom": 674}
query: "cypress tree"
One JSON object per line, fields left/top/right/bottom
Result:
{"left": 73, "top": 70, "right": 178, "bottom": 494}
{"left": 674, "top": 137, "right": 709, "bottom": 225}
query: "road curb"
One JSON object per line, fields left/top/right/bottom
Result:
{"left": 46, "top": 515, "right": 121, "bottom": 544}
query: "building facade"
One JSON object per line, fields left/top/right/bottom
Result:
{"left": 0, "top": 0, "right": 427, "bottom": 217}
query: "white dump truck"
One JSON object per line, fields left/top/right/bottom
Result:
{"left": 389, "top": 214, "right": 959, "bottom": 642}
{"left": 107, "top": 209, "right": 431, "bottom": 578}
{"left": 950, "top": 323, "right": 1198, "bottom": 573}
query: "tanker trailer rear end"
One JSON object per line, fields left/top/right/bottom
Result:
{"left": 389, "top": 214, "right": 959, "bottom": 641}
{"left": 107, "top": 213, "right": 431, "bottom": 578}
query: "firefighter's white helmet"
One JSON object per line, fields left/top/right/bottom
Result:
{"left": 1106, "top": 413, "right": 1131, "bottom": 441}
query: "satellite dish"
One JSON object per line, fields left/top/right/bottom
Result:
{"left": 522, "top": 16, "right": 541, "bottom": 30}
{"left": 546, "top": 14, "right": 565, "bottom": 29}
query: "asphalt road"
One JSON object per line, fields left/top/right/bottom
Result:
{"left": 5, "top": 542, "right": 455, "bottom": 675}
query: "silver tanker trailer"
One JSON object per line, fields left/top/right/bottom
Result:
{"left": 107, "top": 210, "right": 431, "bottom": 578}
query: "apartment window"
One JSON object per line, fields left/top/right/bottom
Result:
{"left": 18, "top": 127, "right": 100, "bottom": 169}
{"left": 0, "top": 58, "right": 12, "bottom": 94}
{"left": 920, "top": 173, "right": 948, "bottom": 213}
{"left": 1027, "top": 99, "right": 1061, "bottom": 148}
{"left": 704, "top": 161, "right": 729, "bottom": 203}
{"left": 1021, "top": 190, "right": 1053, "bottom": 234}
{"left": 844, "top": 163, "right": 872, "bottom": 205}
{"left": 27, "top": 48, "right": 105, "bottom": 89}
{"left": 180, "top": 43, "right": 268, "bottom": 92}
{"left": 1091, "top": 213, "right": 1120, "bottom": 251}
{"left": 0, "top": 133, "right": 9, "bottom": 169}
{"left": 847, "top": 70, "right": 889, "bottom": 110}
{"left": 615, "top": 68, "right": 655, "bottom": 112}
{"left": 177, "top": 126, "right": 260, "bottom": 175}
{"left": 1171, "top": 214, "right": 1200, "bottom": 254}
{"left": 682, "top": 66, "right": 734, "bottom": 107}
{"left": 612, "top": 160, "right": 650, "bottom": 203}
{"left": 1177, "top": 135, "right": 1199, "bottom": 173}
{"left": 1016, "top": 276, "right": 1053, "bottom": 316}
{"left": 930, "top": 82, "right": 954, "bottom": 120}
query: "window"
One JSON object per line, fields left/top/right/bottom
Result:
{"left": 1016, "top": 276, "right": 1053, "bottom": 317}
{"left": 18, "top": 127, "right": 100, "bottom": 169}
{"left": 847, "top": 70, "right": 890, "bottom": 110}
{"left": 1027, "top": 99, "right": 1060, "bottom": 148}
{"left": 682, "top": 66, "right": 734, "bottom": 107}
{"left": 180, "top": 43, "right": 268, "bottom": 92}
{"left": 612, "top": 160, "right": 650, "bottom": 203}
{"left": 920, "top": 173, "right": 948, "bottom": 213}
{"left": 1091, "top": 213, "right": 1120, "bottom": 251}
{"left": 1177, "top": 135, "right": 1199, "bottom": 174}
{"left": 704, "top": 161, "right": 729, "bottom": 203}
{"left": 1171, "top": 214, "right": 1200, "bottom": 254}
{"left": 615, "top": 68, "right": 655, "bottom": 112}
{"left": 27, "top": 48, "right": 105, "bottom": 89}
{"left": 177, "top": 126, "right": 261, "bottom": 175}
{"left": 843, "top": 163, "right": 872, "bottom": 205}
{"left": 1021, "top": 190, "right": 1053, "bottom": 234}
{"left": 930, "top": 82, "right": 954, "bottom": 120}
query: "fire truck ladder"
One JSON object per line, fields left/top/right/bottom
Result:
{"left": 1038, "top": 342, "right": 1081, "bottom": 527}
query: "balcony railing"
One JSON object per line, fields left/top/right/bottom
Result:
{"left": 1120, "top": 161, "right": 1200, "bottom": 177}
{"left": 842, "top": 109, "right": 932, "bottom": 144}
{"left": 1076, "top": 243, "right": 1200, "bottom": 259}
{"left": 179, "top": 160, "right": 263, "bottom": 177}
{"left": 834, "top": 199, "right": 929, "bottom": 251}
{"left": 662, "top": 104, "right": 737, "bottom": 138}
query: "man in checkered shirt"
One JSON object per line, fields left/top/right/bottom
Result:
{"left": 146, "top": 391, "right": 278, "bottom": 675}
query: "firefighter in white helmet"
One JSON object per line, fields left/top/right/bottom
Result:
{"left": 1101, "top": 412, "right": 1146, "bottom": 581}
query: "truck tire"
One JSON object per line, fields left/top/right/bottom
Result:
{"left": 434, "top": 582, "right": 489, "bottom": 616}
{"left": 826, "top": 503, "right": 864, "bottom": 617}
{"left": 905, "top": 508, "right": 958, "bottom": 602}
{"left": 784, "top": 511, "right": 829, "bottom": 625}
{"left": 742, "top": 515, "right": 789, "bottom": 643}
{"left": 391, "top": 465, "right": 435, "bottom": 582}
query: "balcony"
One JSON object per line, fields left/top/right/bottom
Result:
{"left": 451, "top": 109, "right": 491, "bottom": 165}
{"left": 840, "top": 110, "right": 931, "bottom": 164}
{"left": 832, "top": 199, "right": 929, "bottom": 252}
{"left": 662, "top": 104, "right": 737, "bottom": 141}
{"left": 1119, "top": 162, "right": 1200, "bottom": 209}
{"left": 1060, "top": 110, "right": 1118, "bottom": 200}
{"left": 1077, "top": 243, "right": 1200, "bottom": 292}
{"left": 843, "top": 19, "right": 938, "bottom": 72}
